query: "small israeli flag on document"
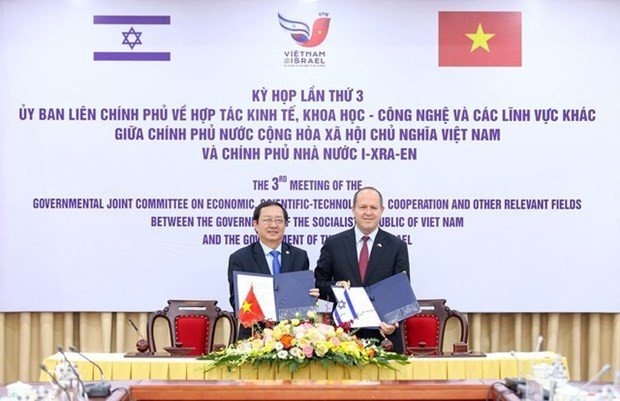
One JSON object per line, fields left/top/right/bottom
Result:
{"left": 332, "top": 289, "right": 358, "bottom": 326}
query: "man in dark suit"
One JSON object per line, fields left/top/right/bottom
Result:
{"left": 228, "top": 200, "right": 318, "bottom": 340}
{"left": 314, "top": 187, "right": 410, "bottom": 353}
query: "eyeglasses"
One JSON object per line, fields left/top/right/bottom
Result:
{"left": 260, "top": 218, "right": 286, "bottom": 226}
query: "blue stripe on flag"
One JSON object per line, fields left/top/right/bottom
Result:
{"left": 343, "top": 289, "right": 358, "bottom": 319}
{"left": 333, "top": 309, "right": 342, "bottom": 326}
{"left": 93, "top": 15, "right": 170, "bottom": 25}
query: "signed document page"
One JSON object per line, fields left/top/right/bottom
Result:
{"left": 331, "top": 286, "right": 381, "bottom": 328}
{"left": 331, "top": 273, "right": 419, "bottom": 328}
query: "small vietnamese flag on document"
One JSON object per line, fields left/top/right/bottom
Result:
{"left": 238, "top": 286, "right": 266, "bottom": 328}
{"left": 438, "top": 11, "right": 522, "bottom": 67}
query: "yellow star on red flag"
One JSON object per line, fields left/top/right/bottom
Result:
{"left": 238, "top": 286, "right": 265, "bottom": 328}
{"left": 465, "top": 24, "right": 496, "bottom": 52}
{"left": 438, "top": 11, "right": 522, "bottom": 67}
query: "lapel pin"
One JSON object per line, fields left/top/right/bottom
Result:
{"left": 377, "top": 243, "right": 382, "bottom": 248}
{"left": 285, "top": 250, "right": 290, "bottom": 255}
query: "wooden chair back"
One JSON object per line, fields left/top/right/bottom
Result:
{"left": 147, "top": 299, "right": 236, "bottom": 356}
{"left": 401, "top": 298, "right": 468, "bottom": 355}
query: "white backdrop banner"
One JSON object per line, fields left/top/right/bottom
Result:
{"left": 1, "top": 0, "right": 618, "bottom": 312}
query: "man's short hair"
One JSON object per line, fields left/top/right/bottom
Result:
{"left": 352, "top": 186, "right": 384, "bottom": 207}
{"left": 252, "top": 200, "right": 289, "bottom": 223}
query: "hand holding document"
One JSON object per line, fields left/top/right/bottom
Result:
{"left": 331, "top": 273, "right": 420, "bottom": 328}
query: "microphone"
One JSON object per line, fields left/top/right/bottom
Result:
{"left": 57, "top": 345, "right": 87, "bottom": 398}
{"left": 529, "top": 335, "right": 545, "bottom": 381}
{"left": 510, "top": 350, "right": 524, "bottom": 380}
{"left": 534, "top": 335, "right": 544, "bottom": 354}
{"left": 505, "top": 351, "right": 527, "bottom": 398}
{"left": 532, "top": 335, "right": 544, "bottom": 367}
{"left": 69, "top": 346, "right": 106, "bottom": 381}
{"left": 507, "top": 347, "right": 553, "bottom": 401}
{"left": 40, "top": 363, "right": 72, "bottom": 401}
{"left": 69, "top": 345, "right": 112, "bottom": 397}
{"left": 569, "top": 364, "right": 611, "bottom": 401}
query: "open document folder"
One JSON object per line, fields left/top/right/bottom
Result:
{"left": 233, "top": 270, "right": 316, "bottom": 321}
{"left": 331, "top": 272, "right": 420, "bottom": 328}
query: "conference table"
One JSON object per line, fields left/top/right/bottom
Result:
{"left": 39, "top": 351, "right": 568, "bottom": 382}
{"left": 8, "top": 380, "right": 523, "bottom": 401}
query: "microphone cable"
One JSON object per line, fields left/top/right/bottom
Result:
{"left": 110, "top": 387, "right": 133, "bottom": 401}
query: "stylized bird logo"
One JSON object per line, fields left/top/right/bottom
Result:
{"left": 278, "top": 13, "right": 331, "bottom": 48}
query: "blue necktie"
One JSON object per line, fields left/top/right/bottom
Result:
{"left": 270, "top": 250, "right": 281, "bottom": 275}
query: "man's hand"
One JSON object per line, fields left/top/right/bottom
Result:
{"left": 379, "top": 321, "right": 399, "bottom": 336}
{"left": 309, "top": 288, "right": 320, "bottom": 298}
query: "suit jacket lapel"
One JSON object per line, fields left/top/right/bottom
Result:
{"left": 280, "top": 243, "right": 292, "bottom": 272}
{"left": 252, "top": 242, "right": 271, "bottom": 275}
{"left": 344, "top": 228, "right": 364, "bottom": 285}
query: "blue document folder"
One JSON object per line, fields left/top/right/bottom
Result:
{"left": 274, "top": 270, "right": 316, "bottom": 320}
{"left": 332, "top": 272, "right": 420, "bottom": 327}
{"left": 365, "top": 272, "right": 420, "bottom": 325}
{"left": 233, "top": 270, "right": 316, "bottom": 321}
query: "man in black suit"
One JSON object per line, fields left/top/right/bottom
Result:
{"left": 228, "top": 200, "right": 318, "bottom": 340}
{"left": 314, "top": 187, "right": 410, "bottom": 352}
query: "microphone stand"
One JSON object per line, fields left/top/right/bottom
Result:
{"left": 532, "top": 335, "right": 544, "bottom": 367}
{"left": 510, "top": 351, "right": 524, "bottom": 381}
{"left": 69, "top": 345, "right": 112, "bottom": 397}
{"left": 57, "top": 345, "right": 88, "bottom": 400}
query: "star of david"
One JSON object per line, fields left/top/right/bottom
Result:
{"left": 122, "top": 27, "right": 143, "bottom": 50}
{"left": 337, "top": 299, "right": 346, "bottom": 310}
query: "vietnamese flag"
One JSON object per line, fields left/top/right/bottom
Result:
{"left": 238, "top": 286, "right": 265, "bottom": 328}
{"left": 438, "top": 12, "right": 522, "bottom": 67}
{"left": 300, "top": 16, "right": 331, "bottom": 47}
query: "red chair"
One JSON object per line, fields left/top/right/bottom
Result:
{"left": 401, "top": 299, "right": 468, "bottom": 355}
{"left": 146, "top": 299, "right": 236, "bottom": 356}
